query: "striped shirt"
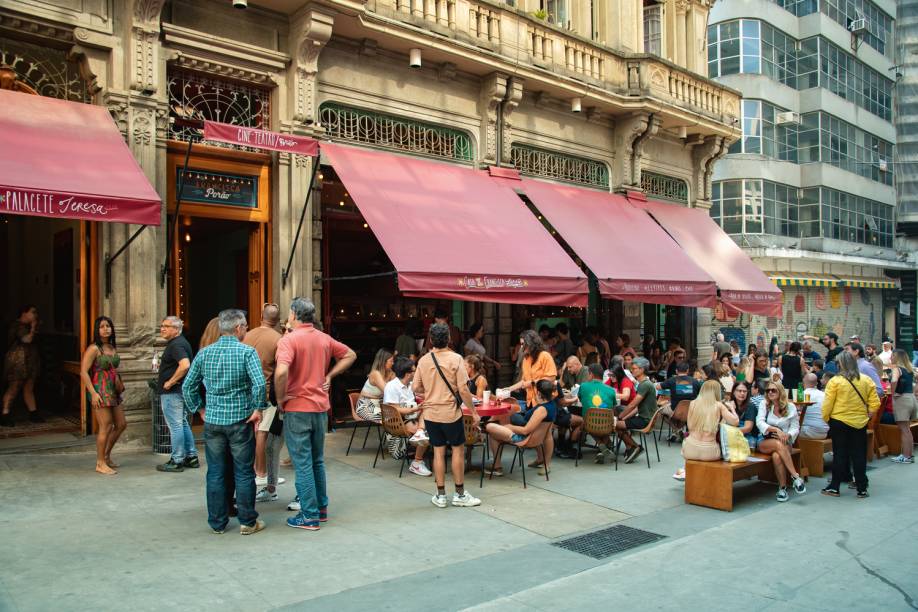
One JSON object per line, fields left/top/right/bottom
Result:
{"left": 182, "top": 335, "right": 265, "bottom": 425}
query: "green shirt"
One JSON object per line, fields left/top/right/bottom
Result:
{"left": 562, "top": 366, "right": 590, "bottom": 389}
{"left": 577, "top": 380, "right": 616, "bottom": 409}
{"left": 635, "top": 378, "right": 657, "bottom": 420}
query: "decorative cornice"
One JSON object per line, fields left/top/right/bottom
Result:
{"left": 167, "top": 50, "right": 279, "bottom": 86}
{"left": 0, "top": 11, "right": 75, "bottom": 43}
{"left": 133, "top": 0, "right": 167, "bottom": 25}
{"left": 162, "top": 22, "right": 290, "bottom": 74}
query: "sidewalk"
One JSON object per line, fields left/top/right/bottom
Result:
{"left": 1, "top": 429, "right": 915, "bottom": 611}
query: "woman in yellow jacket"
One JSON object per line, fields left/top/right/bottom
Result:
{"left": 821, "top": 351, "right": 880, "bottom": 498}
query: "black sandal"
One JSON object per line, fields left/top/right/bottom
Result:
{"left": 821, "top": 487, "right": 840, "bottom": 497}
{"left": 856, "top": 490, "right": 869, "bottom": 499}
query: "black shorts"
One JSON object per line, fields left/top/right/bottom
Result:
{"left": 625, "top": 416, "right": 649, "bottom": 431}
{"left": 426, "top": 418, "right": 465, "bottom": 447}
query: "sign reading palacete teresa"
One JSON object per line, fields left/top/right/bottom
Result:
{"left": 178, "top": 169, "right": 258, "bottom": 208}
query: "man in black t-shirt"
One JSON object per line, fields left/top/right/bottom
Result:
{"left": 656, "top": 361, "right": 701, "bottom": 425}
{"left": 156, "top": 315, "right": 198, "bottom": 473}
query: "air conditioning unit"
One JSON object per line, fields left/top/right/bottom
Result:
{"left": 877, "top": 159, "right": 889, "bottom": 172}
{"left": 775, "top": 111, "right": 800, "bottom": 125}
{"left": 848, "top": 18, "right": 868, "bottom": 34}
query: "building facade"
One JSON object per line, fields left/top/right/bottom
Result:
{"left": 707, "top": 0, "right": 917, "bottom": 353}
{"left": 1, "top": 0, "right": 739, "bottom": 438}
{"left": 896, "top": 0, "right": 918, "bottom": 351}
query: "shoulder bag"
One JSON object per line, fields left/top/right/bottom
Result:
{"left": 430, "top": 352, "right": 464, "bottom": 409}
{"left": 844, "top": 376, "right": 870, "bottom": 416}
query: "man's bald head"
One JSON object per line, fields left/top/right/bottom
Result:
{"left": 565, "top": 355, "right": 582, "bottom": 373}
{"left": 262, "top": 303, "right": 280, "bottom": 326}
{"left": 803, "top": 372, "right": 818, "bottom": 388}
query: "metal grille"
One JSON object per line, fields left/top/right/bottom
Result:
{"left": 167, "top": 69, "right": 271, "bottom": 145}
{"left": 319, "top": 103, "right": 474, "bottom": 162}
{"left": 511, "top": 144, "right": 609, "bottom": 189}
{"left": 551, "top": 525, "right": 666, "bottom": 559}
{"left": 0, "top": 38, "right": 91, "bottom": 102}
{"left": 641, "top": 171, "right": 688, "bottom": 203}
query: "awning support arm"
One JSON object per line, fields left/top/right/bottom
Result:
{"left": 282, "top": 154, "right": 321, "bottom": 290}
{"left": 160, "top": 135, "right": 197, "bottom": 289}
{"left": 104, "top": 225, "right": 148, "bottom": 297}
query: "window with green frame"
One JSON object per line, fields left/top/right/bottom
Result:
{"left": 510, "top": 143, "right": 609, "bottom": 189}
{"left": 318, "top": 102, "right": 474, "bottom": 162}
{"left": 640, "top": 171, "right": 688, "bottom": 203}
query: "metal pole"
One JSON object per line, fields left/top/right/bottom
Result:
{"left": 282, "top": 154, "right": 321, "bottom": 290}
{"left": 104, "top": 224, "right": 148, "bottom": 297}
{"left": 160, "top": 137, "right": 196, "bottom": 288}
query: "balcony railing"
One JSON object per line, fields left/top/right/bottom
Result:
{"left": 370, "top": 0, "right": 739, "bottom": 124}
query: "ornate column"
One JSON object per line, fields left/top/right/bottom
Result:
{"left": 480, "top": 72, "right": 508, "bottom": 165}
{"left": 500, "top": 77, "right": 523, "bottom": 164}
{"left": 288, "top": 7, "right": 334, "bottom": 126}
{"left": 674, "top": 0, "right": 689, "bottom": 68}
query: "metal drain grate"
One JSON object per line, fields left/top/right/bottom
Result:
{"left": 551, "top": 525, "right": 666, "bottom": 560}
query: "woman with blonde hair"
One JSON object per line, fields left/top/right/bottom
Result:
{"left": 757, "top": 380, "right": 805, "bottom": 502}
{"left": 888, "top": 349, "right": 916, "bottom": 464}
{"left": 355, "top": 348, "right": 394, "bottom": 423}
{"left": 199, "top": 317, "right": 221, "bottom": 349}
{"left": 681, "top": 380, "right": 739, "bottom": 461}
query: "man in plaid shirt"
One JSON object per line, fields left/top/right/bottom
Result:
{"left": 183, "top": 309, "right": 266, "bottom": 536}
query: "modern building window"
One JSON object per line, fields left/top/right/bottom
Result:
{"left": 772, "top": 0, "right": 893, "bottom": 57}
{"left": 729, "top": 99, "right": 798, "bottom": 162}
{"left": 801, "top": 111, "right": 894, "bottom": 185}
{"left": 711, "top": 180, "right": 893, "bottom": 246}
{"left": 643, "top": 2, "right": 663, "bottom": 56}
{"left": 709, "top": 20, "right": 894, "bottom": 121}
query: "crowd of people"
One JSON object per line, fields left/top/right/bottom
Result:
{"left": 60, "top": 300, "right": 918, "bottom": 534}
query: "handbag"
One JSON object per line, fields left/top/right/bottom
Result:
{"left": 719, "top": 423, "right": 751, "bottom": 462}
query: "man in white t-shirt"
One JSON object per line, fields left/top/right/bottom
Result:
{"left": 798, "top": 373, "right": 828, "bottom": 440}
{"left": 383, "top": 356, "right": 431, "bottom": 476}
{"left": 878, "top": 341, "right": 894, "bottom": 366}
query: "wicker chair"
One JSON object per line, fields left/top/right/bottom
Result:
{"left": 489, "top": 421, "right": 552, "bottom": 488}
{"left": 345, "top": 391, "right": 382, "bottom": 456}
{"left": 373, "top": 403, "right": 412, "bottom": 477}
{"left": 576, "top": 408, "right": 617, "bottom": 469}
{"left": 463, "top": 415, "right": 489, "bottom": 488}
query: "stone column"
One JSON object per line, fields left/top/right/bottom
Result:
{"left": 500, "top": 77, "right": 523, "bottom": 164}
{"left": 674, "top": 0, "right": 689, "bottom": 68}
{"left": 480, "top": 72, "right": 508, "bottom": 165}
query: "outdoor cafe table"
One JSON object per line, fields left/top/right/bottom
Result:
{"left": 462, "top": 400, "right": 518, "bottom": 473}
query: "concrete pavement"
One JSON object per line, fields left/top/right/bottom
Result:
{"left": 0, "top": 429, "right": 915, "bottom": 611}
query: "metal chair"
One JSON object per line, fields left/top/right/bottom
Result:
{"left": 619, "top": 408, "right": 664, "bottom": 468}
{"left": 373, "top": 403, "right": 412, "bottom": 477}
{"left": 659, "top": 400, "right": 690, "bottom": 446}
{"left": 576, "top": 408, "right": 617, "bottom": 469}
{"left": 345, "top": 391, "right": 382, "bottom": 456}
{"left": 463, "top": 415, "right": 489, "bottom": 488}
{"left": 489, "top": 422, "right": 552, "bottom": 488}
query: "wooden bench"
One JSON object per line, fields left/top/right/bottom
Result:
{"left": 796, "top": 437, "right": 832, "bottom": 477}
{"left": 877, "top": 422, "right": 918, "bottom": 456}
{"left": 685, "top": 449, "right": 801, "bottom": 512}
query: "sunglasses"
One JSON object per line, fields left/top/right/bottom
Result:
{"left": 263, "top": 302, "right": 278, "bottom": 309}
{"left": 767, "top": 389, "right": 779, "bottom": 394}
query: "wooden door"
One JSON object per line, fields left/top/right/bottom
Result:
{"left": 248, "top": 223, "right": 265, "bottom": 328}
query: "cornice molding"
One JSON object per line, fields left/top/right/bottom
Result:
{"left": 162, "top": 22, "right": 290, "bottom": 74}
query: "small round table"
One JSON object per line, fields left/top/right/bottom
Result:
{"left": 463, "top": 400, "right": 517, "bottom": 418}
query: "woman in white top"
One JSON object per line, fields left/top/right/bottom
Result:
{"left": 464, "top": 322, "right": 501, "bottom": 372}
{"left": 355, "top": 349, "right": 393, "bottom": 423}
{"left": 717, "top": 353, "right": 735, "bottom": 394}
{"left": 756, "top": 381, "right": 805, "bottom": 502}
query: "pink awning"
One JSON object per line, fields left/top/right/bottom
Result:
{"left": 0, "top": 89, "right": 161, "bottom": 225}
{"left": 634, "top": 197, "right": 783, "bottom": 316}
{"left": 203, "top": 120, "right": 319, "bottom": 156}
{"left": 517, "top": 179, "right": 718, "bottom": 307}
{"left": 322, "top": 143, "right": 588, "bottom": 306}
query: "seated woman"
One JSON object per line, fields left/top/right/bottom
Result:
{"left": 728, "top": 380, "right": 759, "bottom": 450}
{"left": 756, "top": 381, "right": 806, "bottom": 502}
{"left": 485, "top": 379, "right": 556, "bottom": 477}
{"left": 382, "top": 356, "right": 430, "bottom": 476}
{"left": 718, "top": 353, "right": 735, "bottom": 394}
{"left": 681, "top": 380, "right": 739, "bottom": 462}
{"left": 605, "top": 365, "right": 634, "bottom": 405}
{"left": 355, "top": 349, "right": 393, "bottom": 424}
{"left": 465, "top": 354, "right": 489, "bottom": 399}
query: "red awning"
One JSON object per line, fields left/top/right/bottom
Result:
{"left": 634, "top": 197, "right": 783, "bottom": 316}
{"left": 516, "top": 178, "right": 718, "bottom": 307}
{"left": 203, "top": 120, "right": 319, "bottom": 156}
{"left": 322, "top": 143, "right": 588, "bottom": 306}
{"left": 0, "top": 89, "right": 161, "bottom": 225}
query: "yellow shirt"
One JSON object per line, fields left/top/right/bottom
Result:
{"left": 821, "top": 374, "right": 880, "bottom": 429}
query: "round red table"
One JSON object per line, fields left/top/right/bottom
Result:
{"left": 463, "top": 399, "right": 517, "bottom": 418}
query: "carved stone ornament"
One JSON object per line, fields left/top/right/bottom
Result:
{"left": 617, "top": 113, "right": 660, "bottom": 187}
{"left": 290, "top": 8, "right": 334, "bottom": 124}
{"left": 480, "top": 73, "right": 508, "bottom": 164}
{"left": 691, "top": 135, "right": 723, "bottom": 203}
{"left": 129, "top": 0, "right": 167, "bottom": 94}
{"left": 500, "top": 77, "right": 524, "bottom": 162}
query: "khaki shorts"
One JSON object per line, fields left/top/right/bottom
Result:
{"left": 258, "top": 404, "right": 278, "bottom": 432}
{"left": 892, "top": 394, "right": 918, "bottom": 422}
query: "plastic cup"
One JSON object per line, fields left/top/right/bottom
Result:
{"left": 482, "top": 390, "right": 491, "bottom": 405}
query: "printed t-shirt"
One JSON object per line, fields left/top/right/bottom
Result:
{"left": 659, "top": 375, "right": 701, "bottom": 407}
{"left": 275, "top": 324, "right": 350, "bottom": 413}
{"left": 577, "top": 380, "right": 617, "bottom": 409}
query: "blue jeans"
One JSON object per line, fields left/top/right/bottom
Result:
{"left": 204, "top": 420, "right": 258, "bottom": 530}
{"left": 161, "top": 393, "right": 197, "bottom": 463}
{"left": 284, "top": 411, "right": 328, "bottom": 521}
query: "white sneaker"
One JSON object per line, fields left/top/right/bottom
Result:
{"left": 256, "top": 488, "right": 277, "bottom": 503}
{"left": 277, "top": 477, "right": 286, "bottom": 485}
{"left": 409, "top": 429, "right": 429, "bottom": 444}
{"left": 286, "top": 496, "right": 300, "bottom": 511}
{"left": 452, "top": 491, "right": 481, "bottom": 507}
{"left": 255, "top": 475, "right": 268, "bottom": 487}
{"left": 672, "top": 468, "right": 686, "bottom": 481}
{"left": 409, "top": 460, "right": 432, "bottom": 477}
{"left": 431, "top": 494, "right": 448, "bottom": 508}
{"left": 792, "top": 476, "right": 806, "bottom": 495}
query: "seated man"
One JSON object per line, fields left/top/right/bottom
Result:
{"left": 486, "top": 380, "right": 557, "bottom": 477}
{"left": 798, "top": 372, "right": 827, "bottom": 439}
{"left": 576, "top": 363, "right": 618, "bottom": 464}
{"left": 615, "top": 357, "right": 657, "bottom": 464}
{"left": 555, "top": 356, "right": 588, "bottom": 459}
{"left": 383, "top": 356, "right": 431, "bottom": 477}
{"left": 656, "top": 361, "right": 702, "bottom": 440}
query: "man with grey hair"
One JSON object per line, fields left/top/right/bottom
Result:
{"left": 713, "top": 332, "right": 731, "bottom": 362}
{"left": 615, "top": 356, "right": 657, "bottom": 464}
{"left": 275, "top": 297, "right": 356, "bottom": 531}
{"left": 183, "top": 309, "right": 266, "bottom": 536}
{"left": 156, "top": 315, "right": 198, "bottom": 473}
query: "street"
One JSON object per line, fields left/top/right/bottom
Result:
{"left": 1, "top": 431, "right": 916, "bottom": 612}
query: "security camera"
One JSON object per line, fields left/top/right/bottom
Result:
{"left": 233, "top": 0, "right": 247, "bottom": 8}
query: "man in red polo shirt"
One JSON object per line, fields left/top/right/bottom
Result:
{"left": 275, "top": 297, "right": 356, "bottom": 531}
